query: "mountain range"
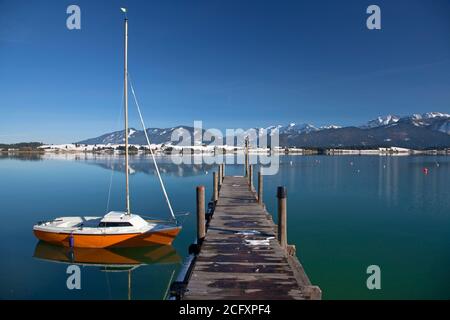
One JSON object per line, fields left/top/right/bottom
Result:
{"left": 76, "top": 112, "right": 450, "bottom": 149}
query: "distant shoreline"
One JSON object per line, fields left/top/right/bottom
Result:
{"left": 1, "top": 147, "right": 449, "bottom": 156}
{"left": 2, "top": 142, "right": 450, "bottom": 156}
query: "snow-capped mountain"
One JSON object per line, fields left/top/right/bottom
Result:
{"left": 319, "top": 125, "right": 342, "bottom": 130}
{"left": 261, "top": 123, "right": 319, "bottom": 135}
{"left": 399, "top": 112, "right": 450, "bottom": 134}
{"left": 416, "top": 112, "right": 450, "bottom": 119}
{"left": 279, "top": 123, "right": 319, "bottom": 134}
{"left": 360, "top": 112, "right": 450, "bottom": 135}
{"left": 84, "top": 128, "right": 138, "bottom": 145}
{"left": 283, "top": 112, "right": 450, "bottom": 149}
{"left": 76, "top": 112, "right": 450, "bottom": 149}
{"left": 431, "top": 120, "right": 450, "bottom": 135}
{"left": 362, "top": 115, "right": 400, "bottom": 129}
{"left": 77, "top": 126, "right": 202, "bottom": 145}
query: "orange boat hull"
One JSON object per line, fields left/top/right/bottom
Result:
{"left": 33, "top": 227, "right": 181, "bottom": 248}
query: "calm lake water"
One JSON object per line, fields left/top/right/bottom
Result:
{"left": 0, "top": 153, "right": 449, "bottom": 300}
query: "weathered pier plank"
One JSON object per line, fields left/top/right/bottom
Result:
{"left": 183, "top": 175, "right": 321, "bottom": 300}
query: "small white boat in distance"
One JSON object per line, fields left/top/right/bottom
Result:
{"left": 34, "top": 212, "right": 181, "bottom": 248}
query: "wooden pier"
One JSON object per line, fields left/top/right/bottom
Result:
{"left": 170, "top": 165, "right": 321, "bottom": 300}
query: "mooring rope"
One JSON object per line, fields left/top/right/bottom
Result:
{"left": 128, "top": 73, "right": 176, "bottom": 221}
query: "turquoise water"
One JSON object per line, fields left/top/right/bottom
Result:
{"left": 0, "top": 154, "right": 449, "bottom": 299}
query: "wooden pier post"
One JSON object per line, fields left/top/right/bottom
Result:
{"left": 248, "top": 165, "right": 253, "bottom": 190}
{"left": 222, "top": 163, "right": 225, "bottom": 180}
{"left": 213, "top": 172, "right": 219, "bottom": 202}
{"left": 196, "top": 186, "right": 206, "bottom": 242}
{"left": 245, "top": 157, "right": 248, "bottom": 177}
{"left": 258, "top": 171, "right": 263, "bottom": 205}
{"left": 244, "top": 137, "right": 249, "bottom": 177}
{"left": 218, "top": 165, "right": 223, "bottom": 187}
{"left": 277, "top": 186, "right": 287, "bottom": 248}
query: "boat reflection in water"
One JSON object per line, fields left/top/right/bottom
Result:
{"left": 34, "top": 241, "right": 181, "bottom": 266}
{"left": 33, "top": 241, "right": 181, "bottom": 299}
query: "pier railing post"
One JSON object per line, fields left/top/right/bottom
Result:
{"left": 213, "top": 172, "right": 219, "bottom": 202}
{"left": 244, "top": 148, "right": 248, "bottom": 177}
{"left": 222, "top": 163, "right": 225, "bottom": 180}
{"left": 218, "top": 165, "right": 223, "bottom": 187}
{"left": 277, "top": 186, "right": 287, "bottom": 248}
{"left": 196, "top": 186, "right": 206, "bottom": 242}
{"left": 245, "top": 161, "right": 248, "bottom": 177}
{"left": 248, "top": 165, "right": 253, "bottom": 190}
{"left": 258, "top": 171, "right": 263, "bottom": 205}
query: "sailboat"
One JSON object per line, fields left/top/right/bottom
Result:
{"left": 33, "top": 9, "right": 182, "bottom": 248}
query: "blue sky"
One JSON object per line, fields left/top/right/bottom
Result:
{"left": 0, "top": 0, "right": 449, "bottom": 143}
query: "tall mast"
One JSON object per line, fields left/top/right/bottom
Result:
{"left": 124, "top": 17, "right": 130, "bottom": 215}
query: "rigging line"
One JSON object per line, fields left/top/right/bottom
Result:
{"left": 105, "top": 164, "right": 114, "bottom": 213}
{"left": 106, "top": 87, "right": 124, "bottom": 213}
{"left": 128, "top": 73, "right": 176, "bottom": 221}
{"left": 163, "top": 268, "right": 176, "bottom": 300}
